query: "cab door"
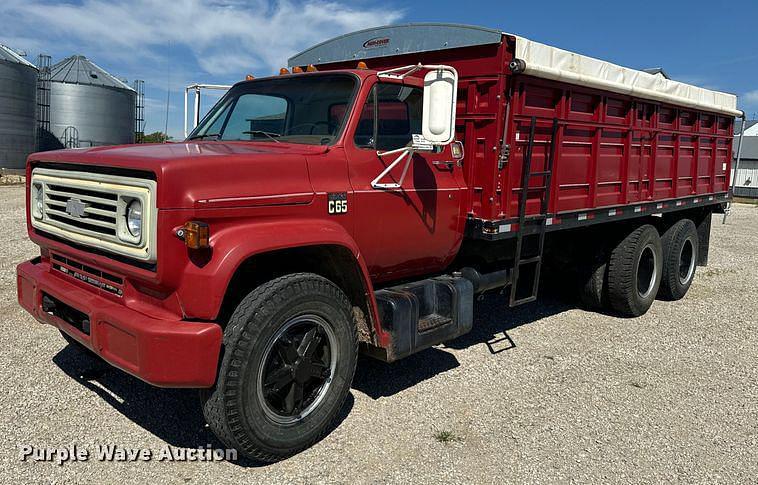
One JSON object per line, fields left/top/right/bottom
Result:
{"left": 345, "top": 79, "right": 465, "bottom": 282}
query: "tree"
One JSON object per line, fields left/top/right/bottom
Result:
{"left": 141, "top": 131, "right": 171, "bottom": 143}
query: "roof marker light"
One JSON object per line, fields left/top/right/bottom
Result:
{"left": 292, "top": 66, "right": 304, "bottom": 73}
{"left": 306, "top": 64, "right": 317, "bottom": 72}
{"left": 245, "top": 74, "right": 254, "bottom": 80}
{"left": 356, "top": 61, "right": 368, "bottom": 70}
{"left": 279, "top": 68, "right": 290, "bottom": 75}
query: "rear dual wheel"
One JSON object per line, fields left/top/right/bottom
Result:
{"left": 658, "top": 219, "right": 698, "bottom": 300}
{"left": 579, "top": 219, "right": 698, "bottom": 316}
{"left": 606, "top": 224, "right": 663, "bottom": 317}
{"left": 577, "top": 253, "right": 608, "bottom": 310}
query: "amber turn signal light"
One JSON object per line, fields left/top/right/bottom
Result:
{"left": 179, "top": 221, "right": 210, "bottom": 249}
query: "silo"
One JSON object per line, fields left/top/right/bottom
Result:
{"left": 0, "top": 44, "right": 38, "bottom": 169}
{"left": 46, "top": 55, "right": 135, "bottom": 150}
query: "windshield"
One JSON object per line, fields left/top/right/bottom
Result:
{"left": 188, "top": 74, "right": 357, "bottom": 145}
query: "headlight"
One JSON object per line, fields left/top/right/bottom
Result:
{"left": 32, "top": 184, "right": 43, "bottom": 219}
{"left": 126, "top": 199, "right": 142, "bottom": 238}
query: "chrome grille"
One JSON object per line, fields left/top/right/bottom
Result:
{"left": 44, "top": 183, "right": 119, "bottom": 237}
{"left": 30, "top": 167, "right": 157, "bottom": 262}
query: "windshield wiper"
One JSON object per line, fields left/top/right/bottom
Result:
{"left": 187, "top": 133, "right": 220, "bottom": 141}
{"left": 242, "top": 130, "right": 282, "bottom": 143}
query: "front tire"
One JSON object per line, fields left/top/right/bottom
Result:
{"left": 607, "top": 224, "right": 663, "bottom": 317}
{"left": 202, "top": 273, "right": 358, "bottom": 462}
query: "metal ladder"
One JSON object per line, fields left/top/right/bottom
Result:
{"left": 509, "top": 116, "right": 558, "bottom": 306}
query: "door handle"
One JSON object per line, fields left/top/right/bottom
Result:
{"left": 432, "top": 160, "right": 455, "bottom": 170}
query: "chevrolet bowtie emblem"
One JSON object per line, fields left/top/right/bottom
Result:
{"left": 65, "top": 198, "right": 88, "bottom": 218}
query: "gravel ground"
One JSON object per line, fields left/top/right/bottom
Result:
{"left": 0, "top": 184, "right": 755, "bottom": 484}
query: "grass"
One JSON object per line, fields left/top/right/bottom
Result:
{"left": 732, "top": 197, "right": 758, "bottom": 205}
{"left": 434, "top": 429, "right": 464, "bottom": 444}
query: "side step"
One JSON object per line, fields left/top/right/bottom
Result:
{"left": 371, "top": 276, "right": 473, "bottom": 362}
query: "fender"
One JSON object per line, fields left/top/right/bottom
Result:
{"left": 176, "top": 217, "right": 390, "bottom": 346}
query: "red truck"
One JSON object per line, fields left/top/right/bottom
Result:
{"left": 17, "top": 24, "right": 742, "bottom": 461}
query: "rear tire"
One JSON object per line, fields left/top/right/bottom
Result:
{"left": 658, "top": 219, "right": 698, "bottom": 300}
{"left": 607, "top": 224, "right": 662, "bottom": 317}
{"left": 202, "top": 273, "right": 358, "bottom": 463}
{"left": 578, "top": 254, "right": 607, "bottom": 310}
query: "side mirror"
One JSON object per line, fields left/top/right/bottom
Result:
{"left": 422, "top": 67, "right": 458, "bottom": 145}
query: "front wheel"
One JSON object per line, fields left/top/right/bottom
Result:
{"left": 202, "top": 273, "right": 358, "bottom": 462}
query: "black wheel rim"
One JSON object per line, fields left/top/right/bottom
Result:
{"left": 257, "top": 315, "right": 337, "bottom": 424}
{"left": 637, "top": 245, "right": 657, "bottom": 298}
{"left": 678, "top": 239, "right": 695, "bottom": 285}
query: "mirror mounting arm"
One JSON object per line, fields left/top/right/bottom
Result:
{"left": 371, "top": 147, "right": 415, "bottom": 190}
{"left": 376, "top": 63, "right": 424, "bottom": 80}
{"left": 377, "top": 63, "right": 458, "bottom": 81}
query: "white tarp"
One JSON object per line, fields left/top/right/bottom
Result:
{"left": 512, "top": 36, "right": 741, "bottom": 117}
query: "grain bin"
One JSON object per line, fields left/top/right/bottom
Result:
{"left": 45, "top": 55, "right": 135, "bottom": 150}
{"left": 0, "top": 44, "right": 38, "bottom": 169}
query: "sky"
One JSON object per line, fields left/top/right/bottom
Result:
{"left": 2, "top": 0, "right": 756, "bottom": 139}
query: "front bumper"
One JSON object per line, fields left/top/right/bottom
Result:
{"left": 17, "top": 259, "right": 222, "bottom": 388}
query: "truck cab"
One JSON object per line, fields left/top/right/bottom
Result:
{"left": 18, "top": 59, "right": 466, "bottom": 462}
{"left": 187, "top": 67, "right": 466, "bottom": 282}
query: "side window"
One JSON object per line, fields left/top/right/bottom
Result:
{"left": 354, "top": 83, "right": 422, "bottom": 151}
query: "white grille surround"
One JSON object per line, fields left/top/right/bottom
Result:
{"left": 30, "top": 167, "right": 157, "bottom": 262}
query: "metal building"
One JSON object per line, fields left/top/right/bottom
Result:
{"left": 733, "top": 137, "right": 758, "bottom": 198}
{"left": 0, "top": 44, "right": 38, "bottom": 169}
{"left": 44, "top": 55, "right": 136, "bottom": 150}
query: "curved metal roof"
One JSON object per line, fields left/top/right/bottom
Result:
{"left": 0, "top": 44, "right": 37, "bottom": 69}
{"left": 289, "top": 23, "right": 502, "bottom": 66}
{"left": 290, "top": 23, "right": 739, "bottom": 116}
{"left": 50, "top": 54, "right": 134, "bottom": 91}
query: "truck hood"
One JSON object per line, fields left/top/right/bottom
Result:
{"left": 31, "top": 141, "right": 325, "bottom": 209}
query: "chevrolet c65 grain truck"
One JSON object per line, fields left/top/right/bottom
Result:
{"left": 17, "top": 24, "right": 744, "bottom": 461}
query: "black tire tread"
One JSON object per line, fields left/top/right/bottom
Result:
{"left": 578, "top": 256, "right": 607, "bottom": 310}
{"left": 659, "top": 218, "right": 698, "bottom": 300}
{"left": 202, "top": 273, "right": 358, "bottom": 463}
{"left": 607, "top": 224, "right": 661, "bottom": 317}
